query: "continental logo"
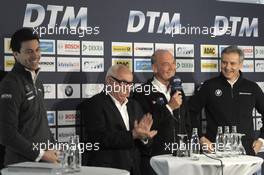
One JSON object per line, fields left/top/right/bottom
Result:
{"left": 201, "top": 45, "right": 218, "bottom": 57}
{"left": 201, "top": 63, "right": 217, "bottom": 68}
{"left": 112, "top": 46, "right": 131, "bottom": 52}
{"left": 135, "top": 47, "right": 152, "bottom": 51}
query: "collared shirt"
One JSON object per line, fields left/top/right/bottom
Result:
{"left": 25, "top": 67, "right": 40, "bottom": 84}
{"left": 109, "top": 93, "right": 130, "bottom": 131}
{"left": 151, "top": 77, "right": 174, "bottom": 115}
{"left": 227, "top": 76, "right": 239, "bottom": 88}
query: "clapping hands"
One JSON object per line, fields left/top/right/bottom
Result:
{"left": 132, "top": 113, "right": 157, "bottom": 139}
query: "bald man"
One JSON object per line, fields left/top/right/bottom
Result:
{"left": 133, "top": 50, "right": 191, "bottom": 175}
{"left": 81, "top": 65, "right": 157, "bottom": 175}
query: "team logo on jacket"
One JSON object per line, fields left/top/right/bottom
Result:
{"left": 215, "top": 89, "right": 222, "bottom": 97}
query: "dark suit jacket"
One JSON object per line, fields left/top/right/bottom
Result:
{"left": 0, "top": 70, "right": 7, "bottom": 171}
{"left": 133, "top": 78, "right": 191, "bottom": 156}
{"left": 81, "top": 92, "right": 144, "bottom": 175}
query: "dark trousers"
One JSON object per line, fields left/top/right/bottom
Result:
{"left": 140, "top": 156, "right": 157, "bottom": 175}
{"left": 0, "top": 144, "right": 5, "bottom": 175}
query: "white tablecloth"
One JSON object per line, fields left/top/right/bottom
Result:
{"left": 1, "top": 163, "right": 130, "bottom": 175}
{"left": 150, "top": 154, "right": 263, "bottom": 175}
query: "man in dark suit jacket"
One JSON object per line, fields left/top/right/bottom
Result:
{"left": 81, "top": 64, "right": 157, "bottom": 175}
{"left": 133, "top": 50, "right": 191, "bottom": 175}
{"left": 0, "top": 70, "right": 7, "bottom": 172}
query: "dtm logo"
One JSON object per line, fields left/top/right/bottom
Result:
{"left": 214, "top": 16, "right": 258, "bottom": 37}
{"left": 127, "top": 10, "right": 181, "bottom": 34}
{"left": 23, "top": 3, "right": 87, "bottom": 28}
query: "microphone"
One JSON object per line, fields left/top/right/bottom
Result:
{"left": 169, "top": 75, "right": 183, "bottom": 137}
{"left": 170, "top": 75, "right": 182, "bottom": 96}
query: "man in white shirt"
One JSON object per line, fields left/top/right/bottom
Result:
{"left": 133, "top": 49, "right": 191, "bottom": 175}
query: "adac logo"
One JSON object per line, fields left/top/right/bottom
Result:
{"left": 201, "top": 45, "right": 218, "bottom": 57}
{"left": 204, "top": 47, "right": 215, "bottom": 55}
{"left": 65, "top": 85, "right": 73, "bottom": 96}
{"left": 116, "top": 61, "right": 130, "bottom": 67}
{"left": 215, "top": 89, "right": 222, "bottom": 97}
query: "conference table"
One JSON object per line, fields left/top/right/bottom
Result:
{"left": 150, "top": 154, "right": 263, "bottom": 175}
{"left": 1, "top": 162, "right": 130, "bottom": 175}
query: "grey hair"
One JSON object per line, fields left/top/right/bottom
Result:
{"left": 221, "top": 45, "right": 244, "bottom": 63}
{"left": 105, "top": 64, "right": 128, "bottom": 80}
{"left": 151, "top": 49, "right": 171, "bottom": 64}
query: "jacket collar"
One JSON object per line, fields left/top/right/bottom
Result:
{"left": 12, "top": 62, "right": 40, "bottom": 82}
{"left": 219, "top": 71, "right": 243, "bottom": 87}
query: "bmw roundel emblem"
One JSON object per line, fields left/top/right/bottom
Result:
{"left": 215, "top": 89, "right": 222, "bottom": 97}
{"left": 65, "top": 85, "right": 73, "bottom": 96}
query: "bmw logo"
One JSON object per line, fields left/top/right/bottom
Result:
{"left": 215, "top": 89, "right": 222, "bottom": 97}
{"left": 65, "top": 85, "right": 73, "bottom": 96}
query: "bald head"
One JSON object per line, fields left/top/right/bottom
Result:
{"left": 151, "top": 49, "right": 173, "bottom": 65}
{"left": 151, "top": 49, "right": 176, "bottom": 85}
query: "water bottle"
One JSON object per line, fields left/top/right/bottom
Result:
{"left": 74, "top": 135, "right": 82, "bottom": 172}
{"left": 64, "top": 136, "right": 75, "bottom": 173}
{"left": 215, "top": 126, "right": 224, "bottom": 157}
{"left": 231, "top": 126, "right": 238, "bottom": 155}
{"left": 223, "top": 126, "right": 232, "bottom": 157}
{"left": 190, "top": 128, "right": 200, "bottom": 156}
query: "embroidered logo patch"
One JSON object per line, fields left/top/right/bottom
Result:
{"left": 0, "top": 93, "right": 12, "bottom": 99}
{"left": 239, "top": 92, "right": 252, "bottom": 95}
{"left": 215, "top": 89, "right": 222, "bottom": 97}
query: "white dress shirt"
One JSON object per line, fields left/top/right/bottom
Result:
{"left": 109, "top": 94, "right": 130, "bottom": 131}
{"left": 151, "top": 77, "right": 174, "bottom": 114}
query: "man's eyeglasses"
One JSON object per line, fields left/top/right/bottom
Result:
{"left": 111, "top": 76, "right": 133, "bottom": 86}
